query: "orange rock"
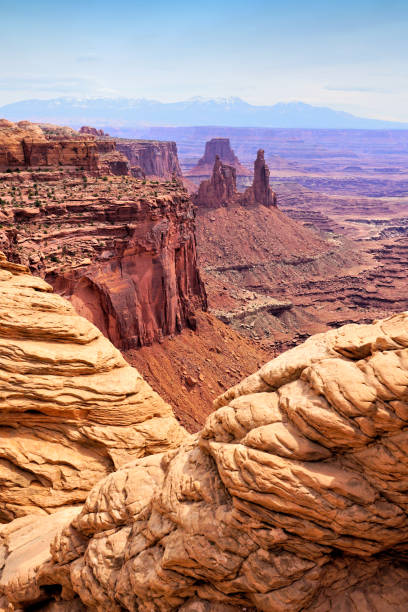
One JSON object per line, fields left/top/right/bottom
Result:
{"left": 2, "top": 313, "right": 408, "bottom": 609}
{"left": 0, "top": 253, "right": 187, "bottom": 522}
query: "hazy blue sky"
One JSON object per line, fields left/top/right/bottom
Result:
{"left": 1, "top": 0, "right": 407, "bottom": 120}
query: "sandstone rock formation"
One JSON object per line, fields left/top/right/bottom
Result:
{"left": 195, "top": 149, "right": 277, "bottom": 209}
{"left": 0, "top": 169, "right": 207, "bottom": 350}
{"left": 2, "top": 313, "right": 408, "bottom": 610}
{"left": 94, "top": 140, "right": 130, "bottom": 176}
{"left": 242, "top": 149, "right": 277, "bottom": 207}
{"left": 197, "top": 138, "right": 241, "bottom": 167}
{"left": 116, "top": 139, "right": 182, "bottom": 178}
{"left": 0, "top": 120, "right": 99, "bottom": 172}
{"left": 194, "top": 138, "right": 249, "bottom": 173}
{"left": 186, "top": 138, "right": 251, "bottom": 186}
{"left": 79, "top": 126, "right": 108, "bottom": 137}
{"left": 194, "top": 156, "right": 237, "bottom": 208}
{"left": 0, "top": 252, "right": 187, "bottom": 523}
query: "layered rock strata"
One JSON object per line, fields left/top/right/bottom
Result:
{"left": 195, "top": 149, "right": 277, "bottom": 209}
{"left": 116, "top": 139, "right": 182, "bottom": 178}
{"left": 0, "top": 252, "right": 187, "bottom": 523}
{"left": 2, "top": 313, "right": 408, "bottom": 610}
{"left": 0, "top": 172, "right": 207, "bottom": 350}
{"left": 0, "top": 120, "right": 99, "bottom": 172}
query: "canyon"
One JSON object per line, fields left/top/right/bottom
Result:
{"left": 180, "top": 129, "right": 408, "bottom": 355}
{"left": 0, "top": 120, "right": 268, "bottom": 429}
{"left": 0, "top": 276, "right": 408, "bottom": 610}
{"left": 0, "top": 118, "right": 408, "bottom": 610}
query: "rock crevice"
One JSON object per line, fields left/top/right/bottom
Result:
{"left": 2, "top": 312, "right": 408, "bottom": 610}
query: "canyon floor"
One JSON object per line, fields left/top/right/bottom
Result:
{"left": 183, "top": 129, "right": 408, "bottom": 354}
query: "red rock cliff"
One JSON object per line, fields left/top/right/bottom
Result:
{"left": 0, "top": 172, "right": 207, "bottom": 350}
{"left": 0, "top": 119, "right": 101, "bottom": 171}
{"left": 116, "top": 139, "right": 182, "bottom": 178}
{"left": 194, "top": 155, "right": 238, "bottom": 208}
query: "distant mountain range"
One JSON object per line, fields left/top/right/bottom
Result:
{"left": 0, "top": 97, "right": 407, "bottom": 130}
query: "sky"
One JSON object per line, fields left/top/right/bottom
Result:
{"left": 1, "top": 0, "right": 408, "bottom": 121}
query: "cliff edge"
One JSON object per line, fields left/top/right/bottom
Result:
{"left": 0, "top": 253, "right": 187, "bottom": 523}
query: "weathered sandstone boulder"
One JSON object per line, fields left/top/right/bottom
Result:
{"left": 0, "top": 252, "right": 187, "bottom": 523}
{"left": 2, "top": 312, "right": 408, "bottom": 609}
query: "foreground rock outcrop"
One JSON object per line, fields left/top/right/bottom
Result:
{"left": 0, "top": 253, "right": 187, "bottom": 523}
{"left": 2, "top": 312, "right": 408, "bottom": 610}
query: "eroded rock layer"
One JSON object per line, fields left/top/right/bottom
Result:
{"left": 195, "top": 149, "right": 277, "bottom": 209}
{"left": 115, "top": 139, "right": 182, "bottom": 178}
{"left": 0, "top": 120, "right": 99, "bottom": 172}
{"left": 2, "top": 313, "right": 408, "bottom": 610}
{"left": 0, "top": 172, "right": 207, "bottom": 350}
{"left": 0, "top": 253, "right": 187, "bottom": 523}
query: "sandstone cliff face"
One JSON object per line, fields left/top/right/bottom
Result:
{"left": 0, "top": 120, "right": 100, "bottom": 172}
{"left": 2, "top": 313, "right": 408, "bottom": 610}
{"left": 116, "top": 139, "right": 182, "bottom": 178}
{"left": 194, "top": 156, "right": 237, "bottom": 208}
{"left": 0, "top": 252, "right": 187, "bottom": 524}
{"left": 0, "top": 173, "right": 207, "bottom": 350}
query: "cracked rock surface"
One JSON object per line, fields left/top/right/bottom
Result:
{"left": 1, "top": 292, "right": 408, "bottom": 609}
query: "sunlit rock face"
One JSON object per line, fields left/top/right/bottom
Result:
{"left": 2, "top": 312, "right": 408, "bottom": 610}
{"left": 0, "top": 253, "right": 187, "bottom": 523}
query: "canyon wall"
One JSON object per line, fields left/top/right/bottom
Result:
{"left": 0, "top": 253, "right": 187, "bottom": 522}
{"left": 0, "top": 120, "right": 99, "bottom": 172}
{"left": 0, "top": 172, "right": 207, "bottom": 350}
{"left": 116, "top": 139, "right": 183, "bottom": 178}
{"left": 2, "top": 312, "right": 408, "bottom": 610}
{"left": 0, "top": 120, "right": 205, "bottom": 350}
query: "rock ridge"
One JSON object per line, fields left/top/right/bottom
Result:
{"left": 2, "top": 313, "right": 408, "bottom": 609}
